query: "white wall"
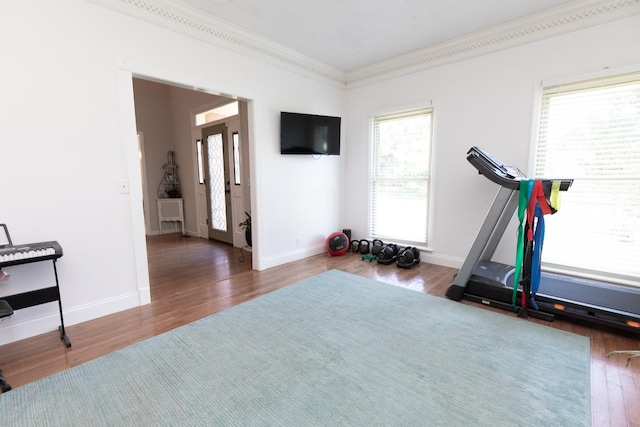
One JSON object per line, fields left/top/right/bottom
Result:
{"left": 0, "top": 0, "right": 344, "bottom": 345}
{"left": 1, "top": 0, "right": 637, "bottom": 346}
{"left": 133, "top": 78, "right": 177, "bottom": 234}
{"left": 344, "top": 15, "right": 640, "bottom": 269}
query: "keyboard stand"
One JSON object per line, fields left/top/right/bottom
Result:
{"left": 2, "top": 258, "right": 71, "bottom": 348}
{"left": 0, "top": 227, "right": 70, "bottom": 392}
{"left": 0, "top": 299, "right": 13, "bottom": 392}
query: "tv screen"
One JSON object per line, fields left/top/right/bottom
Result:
{"left": 280, "top": 112, "right": 341, "bottom": 155}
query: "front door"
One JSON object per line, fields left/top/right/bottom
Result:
{"left": 202, "top": 123, "right": 233, "bottom": 244}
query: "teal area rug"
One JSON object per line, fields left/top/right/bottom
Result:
{"left": 0, "top": 270, "right": 590, "bottom": 426}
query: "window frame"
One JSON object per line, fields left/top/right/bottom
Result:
{"left": 232, "top": 132, "right": 241, "bottom": 185}
{"left": 369, "top": 106, "right": 435, "bottom": 247}
{"left": 530, "top": 66, "right": 640, "bottom": 286}
{"left": 196, "top": 139, "right": 205, "bottom": 185}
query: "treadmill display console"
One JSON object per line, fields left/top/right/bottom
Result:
{"left": 466, "top": 147, "right": 526, "bottom": 189}
{"left": 466, "top": 147, "right": 572, "bottom": 191}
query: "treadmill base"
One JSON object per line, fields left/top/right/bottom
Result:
{"left": 466, "top": 261, "right": 640, "bottom": 335}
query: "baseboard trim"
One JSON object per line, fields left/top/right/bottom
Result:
{"left": 257, "top": 244, "right": 326, "bottom": 271}
{"left": 0, "top": 291, "right": 142, "bottom": 346}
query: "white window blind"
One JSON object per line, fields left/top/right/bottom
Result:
{"left": 534, "top": 71, "right": 640, "bottom": 284}
{"left": 370, "top": 108, "right": 433, "bottom": 245}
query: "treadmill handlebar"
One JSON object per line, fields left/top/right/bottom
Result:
{"left": 467, "top": 147, "right": 573, "bottom": 191}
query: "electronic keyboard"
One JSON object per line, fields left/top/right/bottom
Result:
{"left": 0, "top": 241, "right": 63, "bottom": 267}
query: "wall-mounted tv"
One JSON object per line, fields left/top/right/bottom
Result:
{"left": 280, "top": 112, "right": 341, "bottom": 155}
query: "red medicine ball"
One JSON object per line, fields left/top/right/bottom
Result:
{"left": 326, "top": 232, "right": 349, "bottom": 256}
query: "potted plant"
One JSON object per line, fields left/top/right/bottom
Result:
{"left": 239, "top": 211, "right": 252, "bottom": 247}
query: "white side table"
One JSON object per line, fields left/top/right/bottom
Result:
{"left": 158, "top": 198, "right": 184, "bottom": 235}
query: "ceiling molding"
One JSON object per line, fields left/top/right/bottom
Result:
{"left": 86, "top": 0, "right": 640, "bottom": 89}
{"left": 86, "top": 0, "right": 348, "bottom": 87}
{"left": 346, "top": 0, "right": 640, "bottom": 88}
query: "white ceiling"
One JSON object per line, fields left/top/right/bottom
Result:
{"left": 178, "top": 0, "right": 576, "bottom": 71}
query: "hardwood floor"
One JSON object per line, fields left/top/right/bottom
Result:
{"left": 1, "top": 233, "right": 639, "bottom": 426}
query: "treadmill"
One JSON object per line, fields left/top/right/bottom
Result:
{"left": 446, "top": 146, "right": 640, "bottom": 335}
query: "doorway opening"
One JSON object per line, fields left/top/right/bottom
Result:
{"left": 131, "top": 77, "right": 253, "bottom": 302}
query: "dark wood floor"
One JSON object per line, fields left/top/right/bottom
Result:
{"left": 1, "top": 233, "right": 639, "bottom": 426}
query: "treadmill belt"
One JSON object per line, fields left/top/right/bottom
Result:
{"left": 505, "top": 271, "right": 640, "bottom": 316}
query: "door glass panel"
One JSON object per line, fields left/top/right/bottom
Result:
{"left": 207, "top": 133, "right": 227, "bottom": 231}
{"left": 232, "top": 132, "right": 241, "bottom": 185}
{"left": 196, "top": 139, "right": 204, "bottom": 184}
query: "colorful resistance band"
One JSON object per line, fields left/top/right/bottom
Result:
{"left": 513, "top": 179, "right": 563, "bottom": 311}
{"left": 529, "top": 204, "right": 545, "bottom": 310}
{"left": 512, "top": 180, "right": 532, "bottom": 310}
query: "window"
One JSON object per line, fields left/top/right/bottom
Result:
{"left": 534, "top": 71, "right": 640, "bottom": 284}
{"left": 195, "top": 101, "right": 239, "bottom": 126}
{"left": 196, "top": 139, "right": 205, "bottom": 184}
{"left": 370, "top": 108, "right": 434, "bottom": 246}
{"left": 232, "top": 132, "right": 241, "bottom": 185}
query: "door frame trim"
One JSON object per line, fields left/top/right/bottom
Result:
{"left": 117, "top": 58, "right": 258, "bottom": 309}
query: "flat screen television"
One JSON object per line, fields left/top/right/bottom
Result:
{"left": 280, "top": 112, "right": 341, "bottom": 155}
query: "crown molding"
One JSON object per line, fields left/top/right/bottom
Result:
{"left": 86, "top": 0, "right": 640, "bottom": 89}
{"left": 86, "top": 0, "right": 348, "bottom": 87}
{"left": 346, "top": 0, "right": 640, "bottom": 88}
